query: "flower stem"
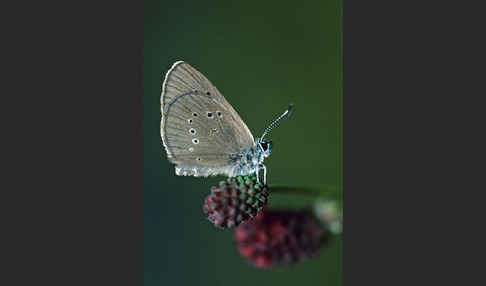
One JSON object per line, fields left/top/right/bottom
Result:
{"left": 269, "top": 185, "right": 342, "bottom": 199}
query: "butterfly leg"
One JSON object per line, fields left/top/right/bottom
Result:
{"left": 263, "top": 164, "right": 267, "bottom": 185}
{"left": 255, "top": 165, "right": 260, "bottom": 184}
{"left": 258, "top": 163, "right": 267, "bottom": 185}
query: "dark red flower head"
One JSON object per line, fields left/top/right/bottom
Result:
{"left": 203, "top": 175, "right": 269, "bottom": 229}
{"left": 234, "top": 209, "right": 330, "bottom": 269}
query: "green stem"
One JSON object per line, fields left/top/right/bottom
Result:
{"left": 269, "top": 185, "right": 342, "bottom": 199}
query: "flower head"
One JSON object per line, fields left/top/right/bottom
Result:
{"left": 203, "top": 175, "right": 269, "bottom": 229}
{"left": 234, "top": 209, "right": 330, "bottom": 268}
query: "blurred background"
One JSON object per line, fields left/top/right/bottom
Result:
{"left": 144, "top": 0, "right": 342, "bottom": 285}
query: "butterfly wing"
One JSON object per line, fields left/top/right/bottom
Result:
{"left": 161, "top": 61, "right": 255, "bottom": 177}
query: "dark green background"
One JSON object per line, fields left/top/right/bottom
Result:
{"left": 144, "top": 1, "right": 342, "bottom": 285}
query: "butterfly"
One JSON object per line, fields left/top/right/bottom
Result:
{"left": 160, "top": 61, "right": 292, "bottom": 184}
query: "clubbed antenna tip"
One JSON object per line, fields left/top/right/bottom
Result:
{"left": 261, "top": 104, "right": 294, "bottom": 140}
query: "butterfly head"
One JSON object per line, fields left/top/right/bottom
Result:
{"left": 258, "top": 139, "right": 273, "bottom": 158}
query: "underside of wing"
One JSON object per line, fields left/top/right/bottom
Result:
{"left": 160, "top": 61, "right": 255, "bottom": 177}
{"left": 175, "top": 164, "right": 237, "bottom": 177}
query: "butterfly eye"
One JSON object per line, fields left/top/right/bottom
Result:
{"left": 261, "top": 143, "right": 268, "bottom": 151}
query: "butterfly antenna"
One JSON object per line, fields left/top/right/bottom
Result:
{"left": 261, "top": 104, "right": 293, "bottom": 140}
